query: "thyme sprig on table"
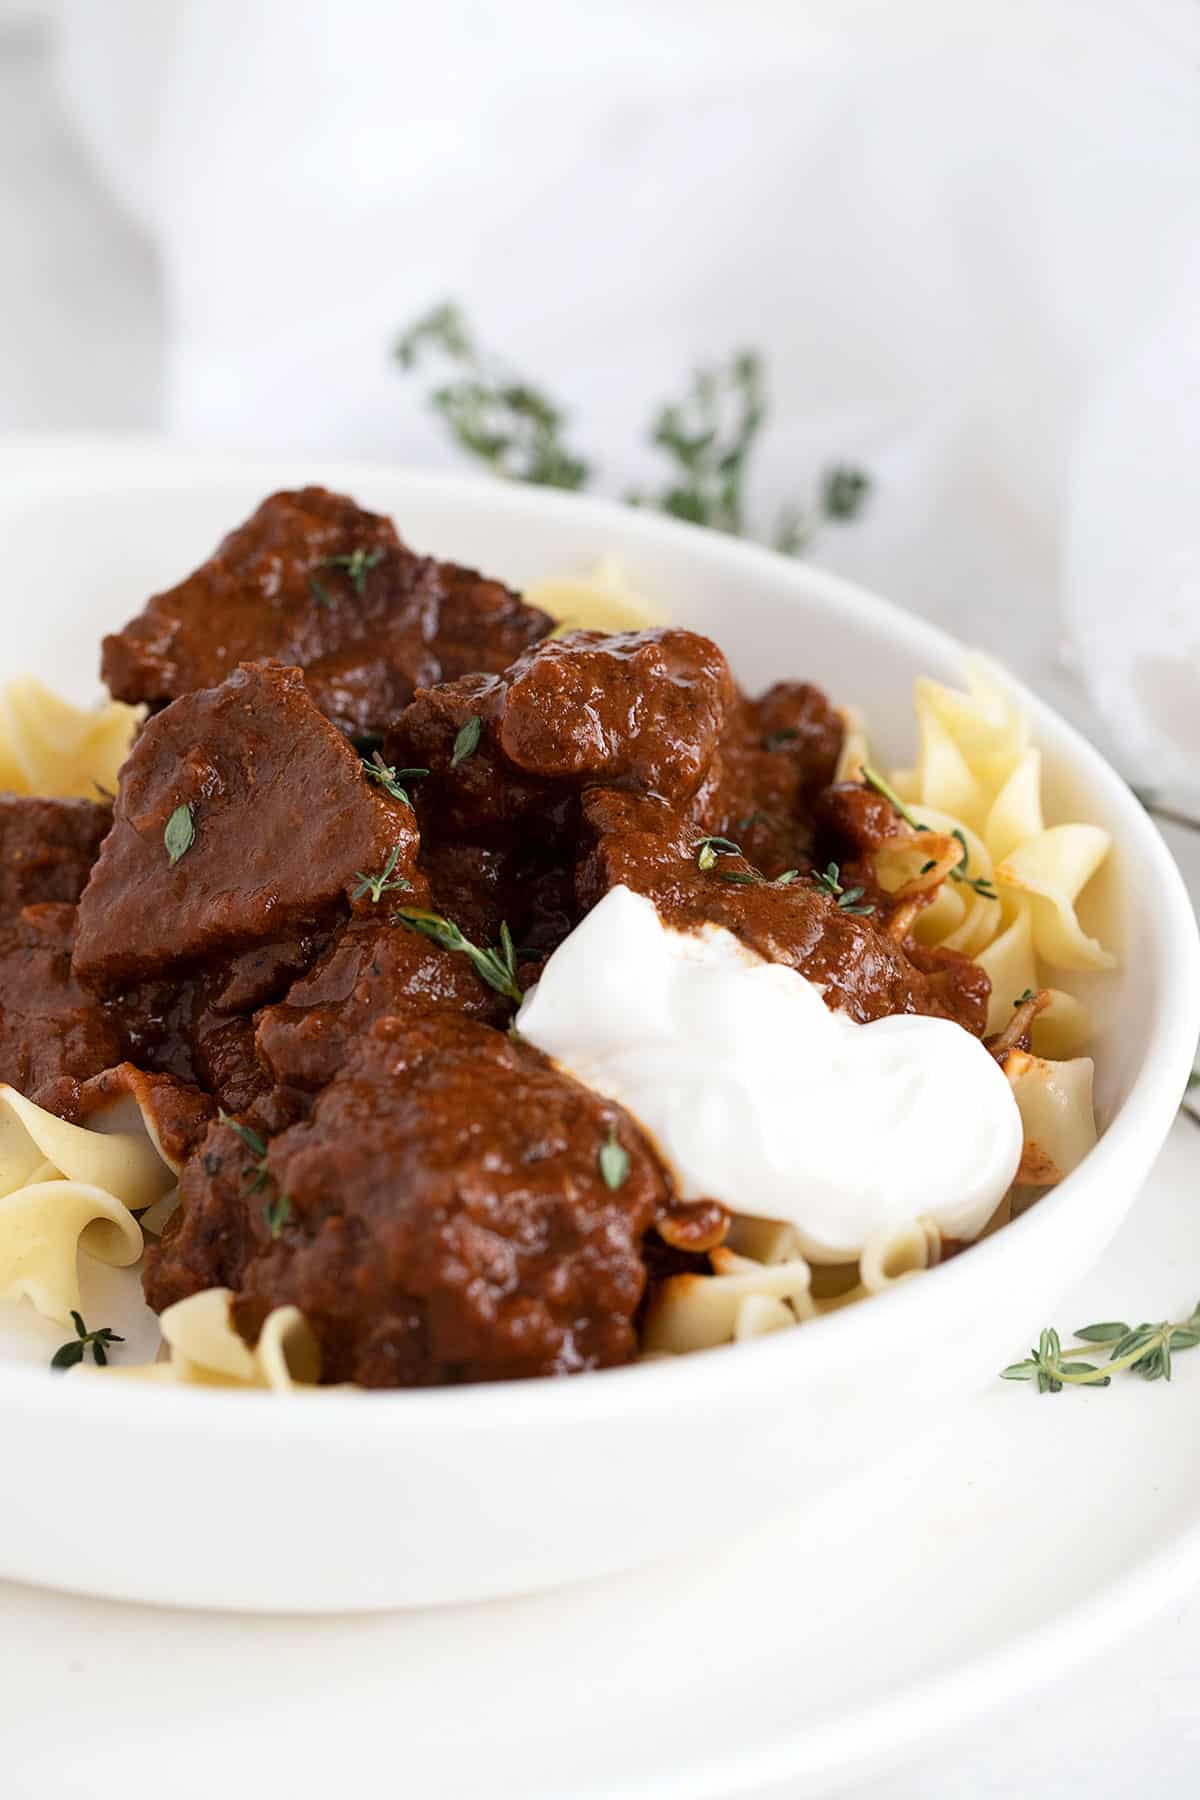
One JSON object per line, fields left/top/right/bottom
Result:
{"left": 395, "top": 303, "right": 591, "bottom": 491}
{"left": 352, "top": 845, "right": 413, "bottom": 906}
{"left": 51, "top": 1311, "right": 124, "bottom": 1371}
{"left": 394, "top": 303, "right": 871, "bottom": 553}
{"left": 394, "top": 907, "right": 523, "bottom": 1004}
{"left": 1002, "top": 1303, "right": 1200, "bottom": 1393}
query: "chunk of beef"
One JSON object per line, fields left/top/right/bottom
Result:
{"left": 0, "top": 796, "right": 111, "bottom": 914}
{"left": 0, "top": 904, "right": 126, "bottom": 1107}
{"left": 145, "top": 1012, "right": 668, "bottom": 1387}
{"left": 256, "top": 917, "right": 507, "bottom": 1095}
{"left": 73, "top": 662, "right": 422, "bottom": 995}
{"left": 100, "top": 486, "right": 551, "bottom": 739}
{"left": 577, "top": 788, "right": 989, "bottom": 1033}
{"left": 118, "top": 929, "right": 337, "bottom": 1117}
{"left": 391, "top": 626, "right": 735, "bottom": 838}
{"left": 697, "top": 682, "right": 844, "bottom": 878}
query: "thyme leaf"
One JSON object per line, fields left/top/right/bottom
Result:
{"left": 598, "top": 1128, "right": 630, "bottom": 1192}
{"left": 309, "top": 546, "right": 384, "bottom": 605}
{"left": 164, "top": 802, "right": 195, "bottom": 868}
{"left": 1001, "top": 1302, "right": 1200, "bottom": 1392}
{"left": 352, "top": 844, "right": 413, "bottom": 905}
{"left": 51, "top": 1311, "right": 125, "bottom": 1372}
{"left": 363, "top": 750, "right": 428, "bottom": 807}
{"left": 451, "top": 715, "right": 482, "bottom": 768}
{"left": 860, "top": 765, "right": 927, "bottom": 833}
{"left": 264, "top": 1191, "right": 291, "bottom": 1239}
{"left": 394, "top": 907, "right": 523, "bottom": 1004}
{"left": 809, "top": 861, "right": 876, "bottom": 915}
{"left": 218, "top": 1109, "right": 270, "bottom": 1193}
{"left": 694, "top": 834, "right": 742, "bottom": 871}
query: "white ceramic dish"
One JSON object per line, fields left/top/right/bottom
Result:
{"left": 0, "top": 438, "right": 1196, "bottom": 1615}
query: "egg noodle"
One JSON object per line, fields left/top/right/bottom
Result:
{"left": 0, "top": 575, "right": 1113, "bottom": 1381}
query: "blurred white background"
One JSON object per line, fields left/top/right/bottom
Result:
{"left": 1, "top": 4, "right": 1199, "bottom": 1796}
{"left": 4, "top": 0, "right": 1200, "bottom": 795}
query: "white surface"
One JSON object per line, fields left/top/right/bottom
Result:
{"left": 518, "top": 886, "right": 1024, "bottom": 1255}
{"left": 2, "top": 1115, "right": 1200, "bottom": 1800}
{"left": 0, "top": 445, "right": 1196, "bottom": 1793}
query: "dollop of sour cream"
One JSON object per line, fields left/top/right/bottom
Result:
{"left": 517, "top": 886, "right": 1023, "bottom": 1259}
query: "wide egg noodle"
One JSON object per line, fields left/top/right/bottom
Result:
{"left": 524, "top": 557, "right": 664, "bottom": 637}
{"left": 0, "top": 676, "right": 140, "bottom": 798}
{"left": 104, "top": 1288, "right": 323, "bottom": 1390}
{"left": 0, "top": 1086, "right": 176, "bottom": 1325}
{"left": 1004, "top": 1050, "right": 1098, "bottom": 1187}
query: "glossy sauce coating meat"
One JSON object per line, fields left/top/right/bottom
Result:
{"left": 0, "top": 796, "right": 111, "bottom": 913}
{"left": 73, "top": 661, "right": 422, "bottom": 993}
{"left": 0, "top": 904, "right": 126, "bottom": 1108}
{"left": 2, "top": 489, "right": 1003, "bottom": 1389}
{"left": 146, "top": 1014, "right": 668, "bottom": 1386}
{"left": 101, "top": 486, "right": 552, "bottom": 739}
{"left": 256, "top": 916, "right": 507, "bottom": 1095}
{"left": 0, "top": 798, "right": 125, "bottom": 1106}
{"left": 699, "top": 683, "right": 845, "bottom": 876}
{"left": 577, "top": 788, "right": 987, "bottom": 1032}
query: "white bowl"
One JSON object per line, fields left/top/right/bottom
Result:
{"left": 0, "top": 438, "right": 1196, "bottom": 1614}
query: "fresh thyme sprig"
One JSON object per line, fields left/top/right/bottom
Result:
{"left": 394, "top": 303, "right": 872, "bottom": 552}
{"left": 1002, "top": 1304, "right": 1200, "bottom": 1392}
{"left": 451, "top": 715, "right": 482, "bottom": 768}
{"left": 861, "top": 765, "right": 926, "bottom": 832}
{"left": 308, "top": 546, "right": 385, "bottom": 607}
{"left": 264, "top": 1191, "right": 291, "bottom": 1239}
{"left": 218, "top": 1110, "right": 270, "bottom": 1193}
{"left": 810, "top": 861, "right": 876, "bottom": 915}
{"left": 395, "top": 302, "right": 590, "bottom": 490}
{"left": 861, "top": 767, "right": 997, "bottom": 900}
{"left": 715, "top": 866, "right": 800, "bottom": 890}
{"left": 394, "top": 907, "right": 523, "bottom": 1003}
{"left": 630, "top": 352, "right": 871, "bottom": 552}
{"left": 352, "top": 845, "right": 413, "bottom": 905}
{"left": 695, "top": 834, "right": 742, "bottom": 871}
{"left": 948, "top": 827, "right": 998, "bottom": 901}
{"left": 164, "top": 801, "right": 195, "bottom": 868}
{"left": 363, "top": 750, "right": 427, "bottom": 807}
{"left": 51, "top": 1311, "right": 125, "bottom": 1371}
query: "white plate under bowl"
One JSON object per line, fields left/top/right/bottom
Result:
{"left": 0, "top": 438, "right": 1195, "bottom": 1619}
